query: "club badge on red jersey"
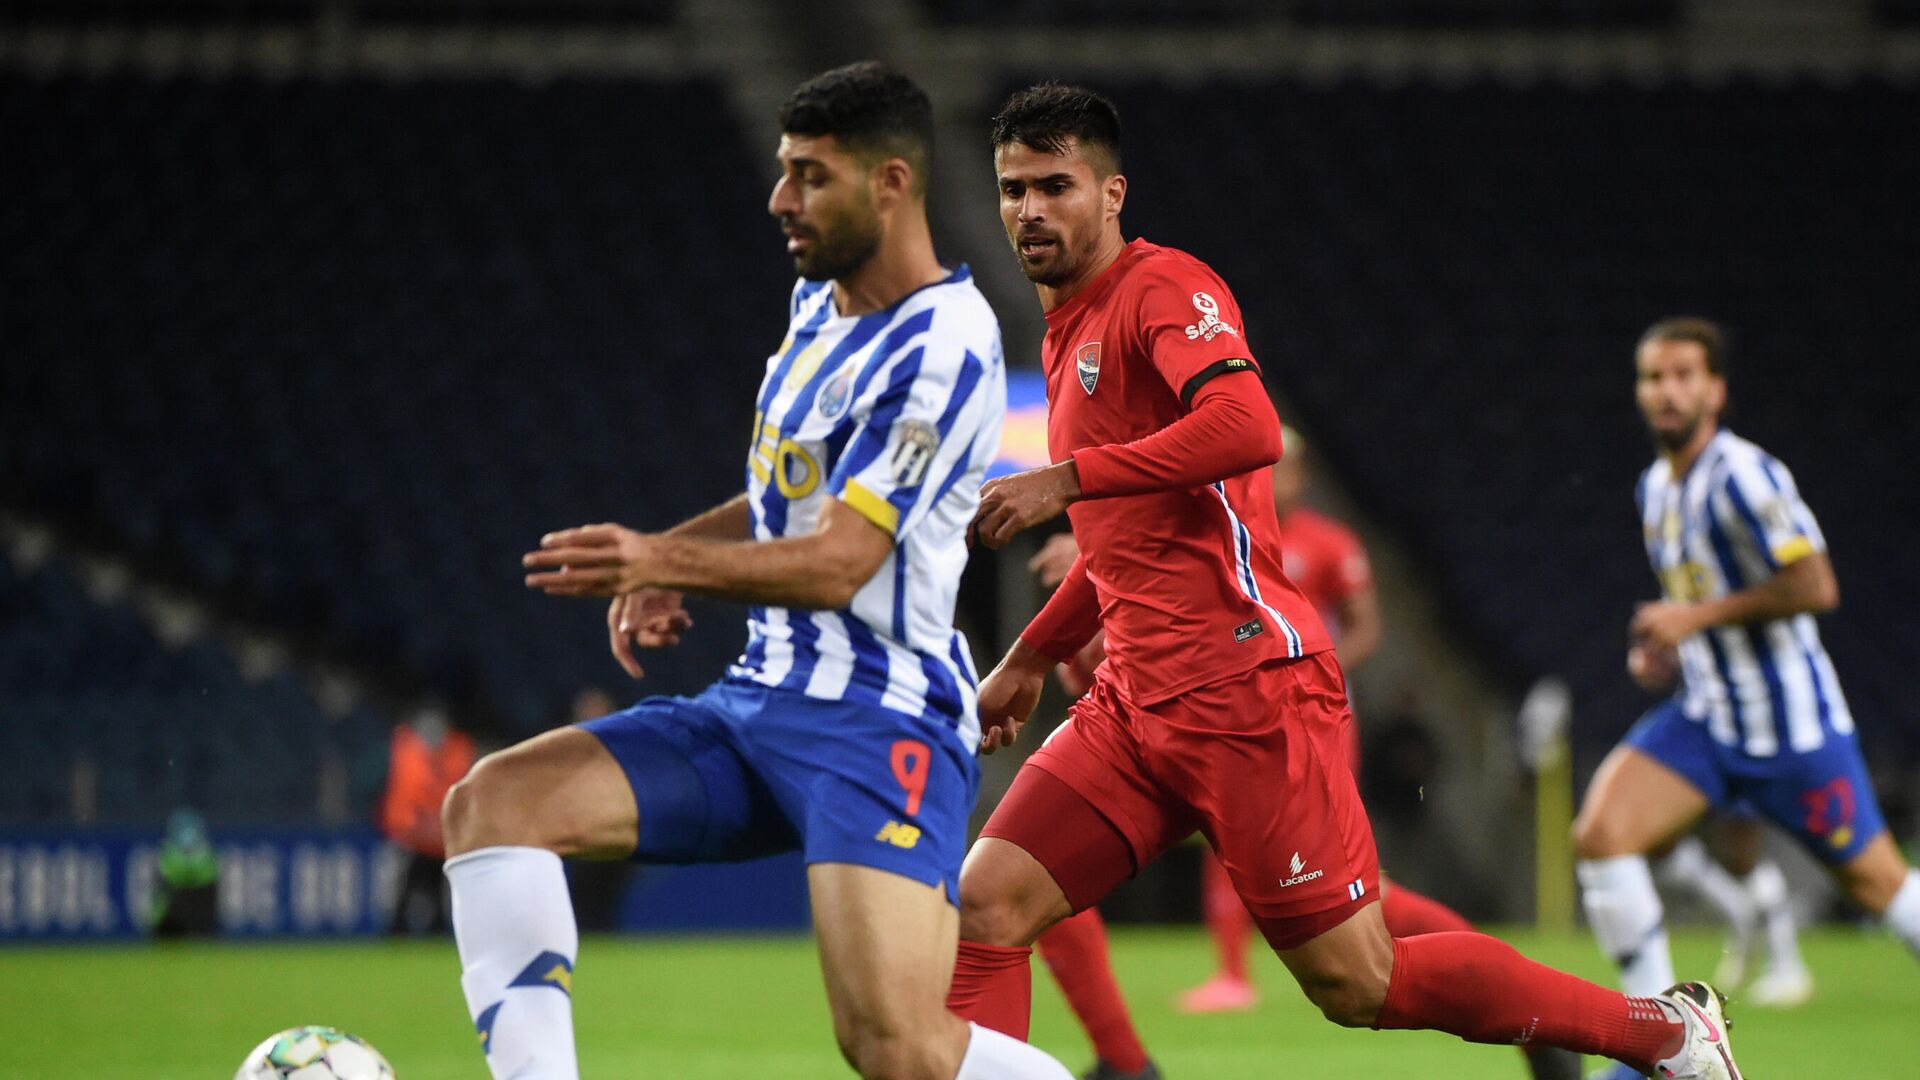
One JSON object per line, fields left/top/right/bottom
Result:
{"left": 1076, "top": 341, "right": 1101, "bottom": 394}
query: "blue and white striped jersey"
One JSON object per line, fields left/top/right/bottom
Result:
{"left": 726, "top": 267, "right": 1004, "bottom": 752}
{"left": 1638, "top": 429, "right": 1853, "bottom": 757}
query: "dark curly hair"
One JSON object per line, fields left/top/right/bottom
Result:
{"left": 779, "top": 61, "right": 935, "bottom": 195}
{"left": 990, "top": 83, "right": 1121, "bottom": 175}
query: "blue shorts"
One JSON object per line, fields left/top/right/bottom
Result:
{"left": 1624, "top": 698, "right": 1887, "bottom": 864}
{"left": 580, "top": 680, "right": 978, "bottom": 904}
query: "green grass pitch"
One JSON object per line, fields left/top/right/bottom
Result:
{"left": 3, "top": 927, "right": 1913, "bottom": 1077}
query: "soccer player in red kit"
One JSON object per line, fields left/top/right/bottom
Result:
{"left": 1024, "top": 433, "right": 1580, "bottom": 1080}
{"left": 945, "top": 83, "right": 1745, "bottom": 1080}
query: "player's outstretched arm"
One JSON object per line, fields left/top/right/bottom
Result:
{"left": 968, "top": 375, "right": 1282, "bottom": 549}
{"left": 1071, "top": 371, "right": 1283, "bottom": 498}
{"left": 661, "top": 492, "right": 755, "bottom": 542}
{"left": 523, "top": 497, "right": 893, "bottom": 611}
{"left": 1631, "top": 552, "right": 1839, "bottom": 650}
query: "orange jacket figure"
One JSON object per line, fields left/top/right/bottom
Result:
{"left": 379, "top": 720, "right": 476, "bottom": 858}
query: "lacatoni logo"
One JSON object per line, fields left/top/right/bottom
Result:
{"left": 1280, "top": 851, "right": 1323, "bottom": 888}
{"left": 1184, "top": 292, "right": 1240, "bottom": 342}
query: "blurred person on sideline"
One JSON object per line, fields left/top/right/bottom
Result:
{"left": 150, "top": 808, "right": 220, "bottom": 937}
{"left": 380, "top": 702, "right": 475, "bottom": 935}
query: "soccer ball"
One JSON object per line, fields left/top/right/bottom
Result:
{"left": 234, "top": 1025, "right": 396, "bottom": 1080}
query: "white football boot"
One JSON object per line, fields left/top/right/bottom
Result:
{"left": 1745, "top": 963, "right": 1814, "bottom": 1008}
{"left": 1654, "top": 982, "right": 1743, "bottom": 1080}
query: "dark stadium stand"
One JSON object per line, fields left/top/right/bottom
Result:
{"left": 1096, "top": 75, "right": 1920, "bottom": 762}
{"left": 0, "top": 553, "right": 390, "bottom": 823}
{"left": 1878, "top": 1, "right": 1920, "bottom": 27}
{"left": 0, "top": 75, "right": 788, "bottom": 748}
{"left": 0, "top": 1, "right": 678, "bottom": 25}
{"left": 5, "top": 67, "right": 1915, "bottom": 833}
{"left": 1292, "top": 0, "right": 1675, "bottom": 26}
{"left": 924, "top": 0, "right": 1675, "bottom": 26}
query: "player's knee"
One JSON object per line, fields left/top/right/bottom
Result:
{"left": 1298, "top": 965, "right": 1388, "bottom": 1028}
{"left": 834, "top": 1019, "right": 940, "bottom": 1080}
{"left": 955, "top": 878, "right": 1046, "bottom": 947}
{"left": 442, "top": 753, "right": 529, "bottom": 856}
{"left": 1834, "top": 843, "right": 1906, "bottom": 914}
{"left": 954, "top": 847, "right": 1058, "bottom": 947}
{"left": 1571, "top": 810, "right": 1631, "bottom": 861}
{"left": 1289, "top": 932, "right": 1393, "bottom": 1028}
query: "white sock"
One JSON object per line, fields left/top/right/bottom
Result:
{"left": 1884, "top": 868, "right": 1920, "bottom": 959}
{"left": 1578, "top": 855, "right": 1675, "bottom": 996}
{"left": 953, "top": 1022, "right": 1075, "bottom": 1079}
{"left": 448, "top": 846, "right": 580, "bottom": 1080}
{"left": 1744, "top": 861, "right": 1807, "bottom": 975}
{"left": 1658, "top": 836, "right": 1757, "bottom": 934}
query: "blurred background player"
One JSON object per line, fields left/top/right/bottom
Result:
{"left": 1024, "top": 429, "right": 1579, "bottom": 1080}
{"left": 440, "top": 62, "right": 1074, "bottom": 1080}
{"left": 948, "top": 83, "right": 1740, "bottom": 1080}
{"left": 1646, "top": 801, "right": 1811, "bottom": 1002}
{"left": 1573, "top": 317, "right": 1920, "bottom": 1080}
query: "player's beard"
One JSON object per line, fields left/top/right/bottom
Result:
{"left": 1012, "top": 230, "right": 1078, "bottom": 287}
{"left": 1647, "top": 404, "right": 1707, "bottom": 452}
{"left": 791, "top": 201, "right": 883, "bottom": 283}
{"left": 1012, "top": 218, "right": 1103, "bottom": 287}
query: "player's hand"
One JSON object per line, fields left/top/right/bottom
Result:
{"left": 976, "top": 642, "right": 1053, "bottom": 755}
{"left": 1626, "top": 639, "right": 1680, "bottom": 692}
{"left": 607, "top": 589, "right": 692, "bottom": 680}
{"left": 523, "top": 523, "right": 661, "bottom": 598}
{"left": 1631, "top": 600, "right": 1705, "bottom": 651}
{"left": 1027, "top": 532, "right": 1081, "bottom": 588}
{"left": 971, "top": 461, "right": 1082, "bottom": 550}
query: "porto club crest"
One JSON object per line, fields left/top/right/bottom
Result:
{"left": 1076, "top": 341, "right": 1101, "bottom": 395}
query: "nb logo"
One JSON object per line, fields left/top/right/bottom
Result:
{"left": 875, "top": 821, "right": 923, "bottom": 849}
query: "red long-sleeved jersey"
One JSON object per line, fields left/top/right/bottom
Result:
{"left": 1021, "top": 239, "right": 1331, "bottom": 706}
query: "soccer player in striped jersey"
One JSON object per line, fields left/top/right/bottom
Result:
{"left": 442, "top": 63, "right": 1073, "bottom": 1080}
{"left": 945, "top": 83, "right": 1744, "bottom": 1080}
{"left": 1574, "top": 318, "right": 1920, "bottom": 1078}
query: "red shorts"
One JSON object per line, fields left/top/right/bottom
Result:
{"left": 983, "top": 652, "right": 1379, "bottom": 948}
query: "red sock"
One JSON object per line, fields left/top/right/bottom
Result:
{"left": 1037, "top": 909, "right": 1150, "bottom": 1073}
{"left": 948, "top": 939, "right": 1034, "bottom": 1041}
{"left": 1375, "top": 933, "right": 1682, "bottom": 1073}
{"left": 1376, "top": 892, "right": 1572, "bottom": 1073}
{"left": 1380, "top": 883, "right": 1476, "bottom": 937}
{"left": 1201, "top": 849, "right": 1252, "bottom": 983}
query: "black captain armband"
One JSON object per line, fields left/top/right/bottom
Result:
{"left": 1179, "top": 358, "right": 1260, "bottom": 409}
